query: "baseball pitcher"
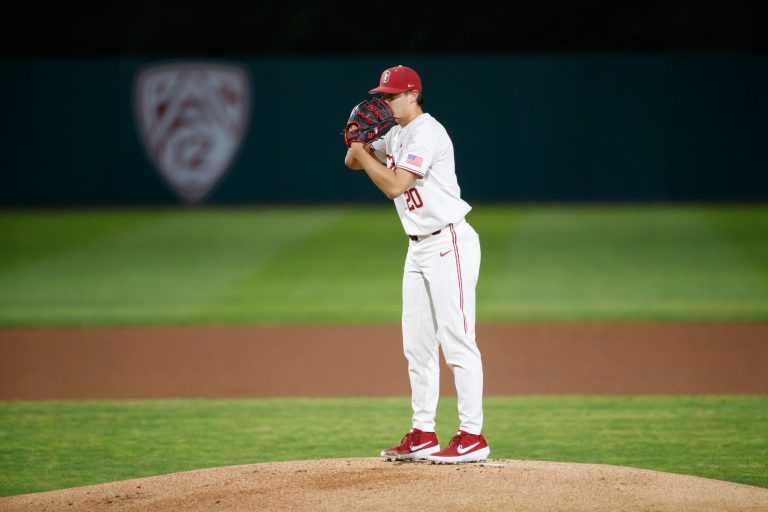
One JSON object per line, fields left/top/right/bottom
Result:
{"left": 343, "top": 65, "right": 490, "bottom": 464}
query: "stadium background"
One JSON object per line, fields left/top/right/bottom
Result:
{"left": 1, "top": 3, "right": 767, "bottom": 205}
{"left": 1, "top": 1, "right": 767, "bottom": 502}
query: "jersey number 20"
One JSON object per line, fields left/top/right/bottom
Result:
{"left": 404, "top": 187, "right": 423, "bottom": 211}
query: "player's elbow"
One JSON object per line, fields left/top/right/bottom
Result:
{"left": 385, "top": 176, "right": 415, "bottom": 199}
{"left": 384, "top": 185, "right": 406, "bottom": 200}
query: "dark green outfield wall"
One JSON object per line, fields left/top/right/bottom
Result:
{"left": 1, "top": 55, "right": 766, "bottom": 205}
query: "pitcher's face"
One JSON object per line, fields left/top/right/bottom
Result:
{"left": 382, "top": 91, "right": 418, "bottom": 122}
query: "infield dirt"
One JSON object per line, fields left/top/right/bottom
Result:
{"left": 2, "top": 458, "right": 767, "bottom": 512}
{"left": 1, "top": 323, "right": 767, "bottom": 399}
{"left": 2, "top": 322, "right": 767, "bottom": 511}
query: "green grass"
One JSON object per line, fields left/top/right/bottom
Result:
{"left": 2, "top": 209, "right": 765, "bottom": 498}
{"left": 0, "top": 205, "right": 767, "bottom": 326}
{"left": 0, "top": 396, "right": 765, "bottom": 496}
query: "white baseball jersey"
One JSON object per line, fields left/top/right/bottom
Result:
{"left": 371, "top": 113, "right": 471, "bottom": 236}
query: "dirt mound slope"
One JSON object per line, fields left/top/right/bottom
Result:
{"left": 2, "top": 458, "right": 766, "bottom": 512}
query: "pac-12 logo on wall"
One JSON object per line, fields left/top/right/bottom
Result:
{"left": 134, "top": 61, "right": 250, "bottom": 203}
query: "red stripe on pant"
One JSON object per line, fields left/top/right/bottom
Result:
{"left": 449, "top": 224, "right": 468, "bottom": 334}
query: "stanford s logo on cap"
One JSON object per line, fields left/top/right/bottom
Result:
{"left": 134, "top": 61, "right": 250, "bottom": 203}
{"left": 369, "top": 65, "right": 423, "bottom": 95}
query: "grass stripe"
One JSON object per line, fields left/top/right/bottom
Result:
{"left": 0, "top": 396, "right": 765, "bottom": 496}
{"left": 0, "top": 206, "right": 766, "bottom": 326}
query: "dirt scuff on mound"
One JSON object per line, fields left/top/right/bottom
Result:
{"left": 2, "top": 458, "right": 767, "bottom": 512}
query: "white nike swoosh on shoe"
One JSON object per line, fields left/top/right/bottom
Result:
{"left": 456, "top": 442, "right": 480, "bottom": 454}
{"left": 410, "top": 441, "right": 433, "bottom": 451}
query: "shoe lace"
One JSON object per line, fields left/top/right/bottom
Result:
{"left": 400, "top": 431, "right": 415, "bottom": 446}
{"left": 448, "top": 432, "right": 477, "bottom": 448}
{"left": 447, "top": 433, "right": 463, "bottom": 448}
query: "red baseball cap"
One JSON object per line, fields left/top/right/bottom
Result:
{"left": 369, "top": 65, "right": 423, "bottom": 94}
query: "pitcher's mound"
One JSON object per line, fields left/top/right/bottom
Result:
{"left": 2, "top": 458, "right": 766, "bottom": 512}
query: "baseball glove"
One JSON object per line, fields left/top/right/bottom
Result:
{"left": 343, "top": 97, "right": 396, "bottom": 149}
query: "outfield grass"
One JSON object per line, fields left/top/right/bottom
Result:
{"left": 1, "top": 207, "right": 765, "bottom": 498}
{"left": 0, "top": 205, "right": 766, "bottom": 326}
{"left": 0, "top": 396, "right": 765, "bottom": 496}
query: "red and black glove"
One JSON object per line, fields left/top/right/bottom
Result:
{"left": 343, "top": 97, "right": 396, "bottom": 149}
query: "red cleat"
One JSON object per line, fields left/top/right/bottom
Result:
{"left": 380, "top": 428, "right": 441, "bottom": 461}
{"left": 427, "top": 431, "right": 490, "bottom": 464}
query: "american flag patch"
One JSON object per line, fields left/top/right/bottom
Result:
{"left": 406, "top": 154, "right": 423, "bottom": 167}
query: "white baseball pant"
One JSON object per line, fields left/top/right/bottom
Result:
{"left": 401, "top": 218, "right": 483, "bottom": 435}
